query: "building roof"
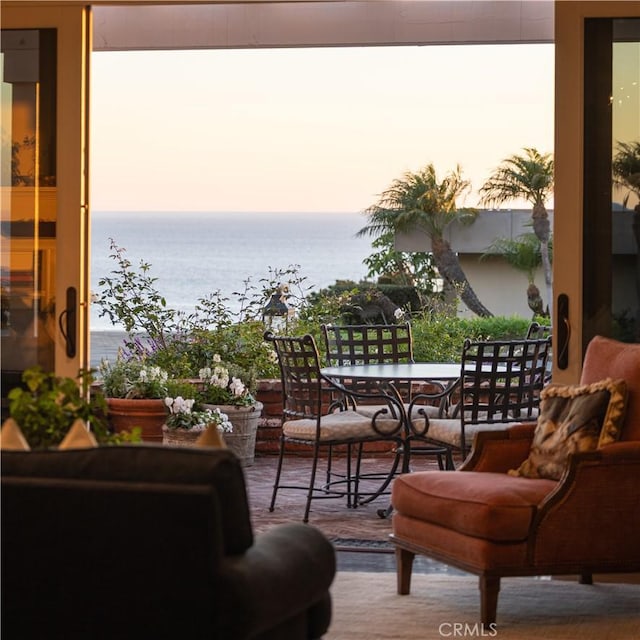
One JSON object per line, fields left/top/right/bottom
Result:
{"left": 92, "top": 1, "right": 554, "bottom": 52}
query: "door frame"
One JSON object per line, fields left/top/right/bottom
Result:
{"left": 554, "top": 1, "right": 640, "bottom": 384}
{"left": 2, "top": 3, "right": 91, "bottom": 377}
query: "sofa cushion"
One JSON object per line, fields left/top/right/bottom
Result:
{"left": 392, "top": 471, "right": 556, "bottom": 542}
{"left": 0, "top": 418, "right": 30, "bottom": 451}
{"left": 196, "top": 423, "right": 228, "bottom": 448}
{"left": 421, "top": 418, "right": 523, "bottom": 449}
{"left": 283, "top": 409, "right": 401, "bottom": 441}
{"left": 58, "top": 419, "right": 98, "bottom": 449}
{"left": 1, "top": 445, "right": 253, "bottom": 556}
{"left": 508, "top": 378, "right": 627, "bottom": 480}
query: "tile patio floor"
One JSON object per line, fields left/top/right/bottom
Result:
{"left": 245, "top": 453, "right": 464, "bottom": 575}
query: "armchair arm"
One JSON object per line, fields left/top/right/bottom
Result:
{"left": 531, "top": 441, "right": 640, "bottom": 568}
{"left": 460, "top": 422, "right": 537, "bottom": 472}
{"left": 217, "top": 523, "right": 336, "bottom": 639}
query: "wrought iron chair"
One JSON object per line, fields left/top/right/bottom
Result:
{"left": 526, "top": 321, "right": 553, "bottom": 384}
{"left": 321, "top": 323, "right": 451, "bottom": 476}
{"left": 525, "top": 321, "right": 552, "bottom": 339}
{"left": 414, "top": 337, "right": 552, "bottom": 466}
{"left": 264, "top": 331, "right": 404, "bottom": 522}
{"left": 321, "top": 322, "right": 414, "bottom": 410}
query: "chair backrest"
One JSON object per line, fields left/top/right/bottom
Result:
{"left": 321, "top": 322, "right": 413, "bottom": 366}
{"left": 459, "top": 337, "right": 552, "bottom": 429}
{"left": 265, "top": 331, "right": 324, "bottom": 421}
{"left": 580, "top": 335, "right": 640, "bottom": 441}
{"left": 525, "top": 321, "right": 552, "bottom": 340}
{"left": 321, "top": 323, "right": 413, "bottom": 401}
{"left": 525, "top": 322, "right": 553, "bottom": 383}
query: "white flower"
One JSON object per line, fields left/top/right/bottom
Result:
{"left": 164, "top": 396, "right": 195, "bottom": 415}
{"left": 229, "top": 377, "right": 246, "bottom": 397}
{"left": 210, "top": 407, "right": 233, "bottom": 433}
{"left": 212, "top": 354, "right": 222, "bottom": 363}
{"left": 394, "top": 308, "right": 404, "bottom": 320}
{"left": 199, "top": 366, "right": 212, "bottom": 380}
{"left": 138, "top": 369, "right": 148, "bottom": 382}
{"left": 211, "top": 365, "right": 229, "bottom": 389}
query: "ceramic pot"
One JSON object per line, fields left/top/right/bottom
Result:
{"left": 106, "top": 398, "right": 168, "bottom": 443}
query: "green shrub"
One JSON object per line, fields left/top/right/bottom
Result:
{"left": 411, "top": 312, "right": 542, "bottom": 362}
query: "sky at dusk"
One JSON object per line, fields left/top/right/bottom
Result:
{"left": 90, "top": 43, "right": 554, "bottom": 213}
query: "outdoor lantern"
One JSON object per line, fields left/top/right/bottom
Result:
{"left": 262, "top": 286, "right": 289, "bottom": 333}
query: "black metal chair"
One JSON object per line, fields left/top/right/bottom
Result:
{"left": 525, "top": 321, "right": 552, "bottom": 340}
{"left": 526, "top": 321, "right": 553, "bottom": 384}
{"left": 321, "top": 322, "right": 414, "bottom": 410}
{"left": 264, "top": 331, "right": 404, "bottom": 522}
{"left": 321, "top": 323, "right": 451, "bottom": 475}
{"left": 414, "top": 337, "right": 552, "bottom": 466}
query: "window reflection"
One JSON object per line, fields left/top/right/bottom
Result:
{"left": 611, "top": 19, "right": 640, "bottom": 343}
{"left": 1, "top": 28, "right": 57, "bottom": 414}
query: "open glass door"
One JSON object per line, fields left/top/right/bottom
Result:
{"left": 554, "top": 4, "right": 640, "bottom": 383}
{"left": 1, "top": 4, "right": 91, "bottom": 416}
{"left": 583, "top": 17, "right": 640, "bottom": 348}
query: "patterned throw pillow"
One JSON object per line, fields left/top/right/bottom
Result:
{"left": 508, "top": 378, "right": 627, "bottom": 480}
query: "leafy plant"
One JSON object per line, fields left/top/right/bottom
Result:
{"left": 95, "top": 241, "right": 311, "bottom": 380}
{"left": 96, "top": 239, "right": 181, "bottom": 349}
{"left": 196, "top": 355, "right": 256, "bottom": 407}
{"left": 99, "top": 358, "right": 169, "bottom": 399}
{"left": 7, "top": 366, "right": 109, "bottom": 449}
{"left": 163, "top": 396, "right": 233, "bottom": 432}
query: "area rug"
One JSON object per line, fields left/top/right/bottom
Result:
{"left": 326, "top": 572, "right": 640, "bottom": 639}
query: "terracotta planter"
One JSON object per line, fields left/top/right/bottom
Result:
{"left": 202, "top": 402, "right": 263, "bottom": 466}
{"left": 106, "top": 398, "right": 168, "bottom": 443}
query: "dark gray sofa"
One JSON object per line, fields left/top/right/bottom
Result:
{"left": 1, "top": 445, "right": 335, "bottom": 640}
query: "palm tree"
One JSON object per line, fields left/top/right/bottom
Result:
{"left": 612, "top": 140, "right": 640, "bottom": 340}
{"left": 481, "top": 233, "right": 551, "bottom": 318}
{"left": 479, "top": 147, "right": 554, "bottom": 316}
{"left": 358, "top": 164, "right": 493, "bottom": 317}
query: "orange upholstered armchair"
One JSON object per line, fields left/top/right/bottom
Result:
{"left": 391, "top": 335, "right": 640, "bottom": 625}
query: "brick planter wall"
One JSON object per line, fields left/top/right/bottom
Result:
{"left": 254, "top": 379, "right": 285, "bottom": 455}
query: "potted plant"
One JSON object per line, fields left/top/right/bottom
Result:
{"left": 99, "top": 357, "right": 170, "bottom": 442}
{"left": 4, "top": 365, "right": 134, "bottom": 449}
{"left": 162, "top": 395, "right": 233, "bottom": 447}
{"left": 196, "top": 355, "right": 264, "bottom": 466}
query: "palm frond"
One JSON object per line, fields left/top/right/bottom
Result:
{"left": 479, "top": 147, "right": 554, "bottom": 208}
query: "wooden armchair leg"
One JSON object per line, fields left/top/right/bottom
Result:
{"left": 479, "top": 575, "right": 500, "bottom": 626}
{"left": 396, "top": 547, "right": 415, "bottom": 595}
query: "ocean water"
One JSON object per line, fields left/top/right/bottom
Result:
{"left": 91, "top": 211, "right": 374, "bottom": 330}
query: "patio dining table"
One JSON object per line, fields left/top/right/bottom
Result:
{"left": 320, "top": 361, "right": 463, "bottom": 468}
{"left": 320, "top": 361, "right": 463, "bottom": 516}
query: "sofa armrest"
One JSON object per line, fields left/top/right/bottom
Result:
{"left": 531, "top": 441, "right": 640, "bottom": 567}
{"left": 218, "top": 523, "right": 336, "bottom": 639}
{"left": 460, "top": 422, "right": 537, "bottom": 473}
